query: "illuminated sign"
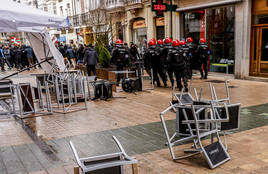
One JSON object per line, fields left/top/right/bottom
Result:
{"left": 152, "top": 0, "right": 178, "bottom": 16}
{"left": 152, "top": 0, "right": 167, "bottom": 16}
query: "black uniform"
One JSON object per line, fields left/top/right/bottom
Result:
{"left": 186, "top": 42, "right": 203, "bottom": 79}
{"left": 167, "top": 46, "right": 188, "bottom": 91}
{"left": 111, "top": 45, "right": 130, "bottom": 85}
{"left": 161, "top": 44, "right": 174, "bottom": 87}
{"left": 143, "top": 45, "right": 166, "bottom": 87}
{"left": 13, "top": 47, "right": 22, "bottom": 70}
{"left": 197, "top": 43, "right": 211, "bottom": 79}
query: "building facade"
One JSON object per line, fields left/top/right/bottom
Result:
{"left": 4, "top": 0, "right": 268, "bottom": 79}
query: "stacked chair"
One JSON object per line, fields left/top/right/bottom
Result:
{"left": 70, "top": 136, "right": 138, "bottom": 174}
{"left": 161, "top": 81, "right": 241, "bottom": 169}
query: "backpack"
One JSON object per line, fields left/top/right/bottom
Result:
{"left": 171, "top": 50, "right": 185, "bottom": 68}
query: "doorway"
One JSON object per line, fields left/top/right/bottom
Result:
{"left": 250, "top": 27, "right": 268, "bottom": 76}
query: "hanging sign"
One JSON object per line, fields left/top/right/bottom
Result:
{"left": 152, "top": 0, "right": 178, "bottom": 16}
{"left": 156, "top": 17, "right": 165, "bottom": 26}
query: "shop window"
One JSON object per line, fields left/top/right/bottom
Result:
{"left": 183, "top": 5, "right": 235, "bottom": 73}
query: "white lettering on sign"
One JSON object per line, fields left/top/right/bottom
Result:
{"left": 209, "top": 148, "right": 219, "bottom": 155}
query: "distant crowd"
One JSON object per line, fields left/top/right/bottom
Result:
{"left": 0, "top": 42, "right": 141, "bottom": 73}
{"left": 0, "top": 45, "right": 36, "bottom": 72}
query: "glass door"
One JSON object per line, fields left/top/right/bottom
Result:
{"left": 251, "top": 27, "right": 268, "bottom": 76}
{"left": 259, "top": 28, "right": 268, "bottom": 73}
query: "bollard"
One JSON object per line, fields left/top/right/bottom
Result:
{"left": 132, "top": 163, "right": 138, "bottom": 174}
{"left": 74, "top": 166, "right": 79, "bottom": 174}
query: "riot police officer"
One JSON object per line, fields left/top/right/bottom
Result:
{"left": 186, "top": 37, "right": 202, "bottom": 79}
{"left": 168, "top": 40, "right": 188, "bottom": 91}
{"left": 156, "top": 39, "right": 167, "bottom": 87}
{"left": 161, "top": 37, "right": 174, "bottom": 87}
{"left": 197, "top": 38, "right": 211, "bottom": 79}
{"left": 111, "top": 39, "right": 131, "bottom": 85}
{"left": 180, "top": 39, "right": 192, "bottom": 80}
{"left": 143, "top": 38, "right": 162, "bottom": 87}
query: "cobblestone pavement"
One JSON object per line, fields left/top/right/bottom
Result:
{"left": 0, "top": 72, "right": 268, "bottom": 174}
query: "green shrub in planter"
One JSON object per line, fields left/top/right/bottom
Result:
{"left": 98, "top": 46, "right": 111, "bottom": 68}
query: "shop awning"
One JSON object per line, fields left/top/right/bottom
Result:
{"left": 176, "top": 0, "right": 242, "bottom": 12}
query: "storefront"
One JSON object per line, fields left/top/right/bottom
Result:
{"left": 155, "top": 17, "right": 165, "bottom": 40}
{"left": 250, "top": 0, "right": 268, "bottom": 77}
{"left": 181, "top": 5, "right": 235, "bottom": 73}
{"left": 132, "top": 19, "right": 147, "bottom": 51}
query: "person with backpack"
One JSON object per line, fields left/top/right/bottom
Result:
{"left": 168, "top": 39, "right": 188, "bottom": 92}
{"left": 111, "top": 39, "right": 131, "bottom": 86}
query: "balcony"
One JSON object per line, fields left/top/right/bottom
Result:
{"left": 69, "top": 9, "right": 108, "bottom": 28}
{"left": 125, "top": 0, "right": 144, "bottom": 11}
{"left": 105, "top": 0, "right": 125, "bottom": 13}
{"left": 69, "top": 13, "right": 91, "bottom": 28}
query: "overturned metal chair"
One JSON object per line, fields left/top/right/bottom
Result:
{"left": 161, "top": 102, "right": 234, "bottom": 169}
{"left": 70, "top": 136, "right": 138, "bottom": 174}
{"left": 209, "top": 81, "right": 241, "bottom": 149}
{"left": 0, "top": 80, "right": 16, "bottom": 117}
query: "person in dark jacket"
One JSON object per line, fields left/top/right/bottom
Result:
{"left": 129, "top": 42, "right": 140, "bottom": 62}
{"left": 24, "top": 46, "right": 34, "bottom": 67}
{"left": 77, "top": 44, "right": 84, "bottom": 64}
{"left": 0, "top": 45, "right": 5, "bottom": 71}
{"left": 3, "top": 46, "right": 12, "bottom": 70}
{"left": 13, "top": 46, "right": 22, "bottom": 70}
{"left": 83, "top": 43, "right": 99, "bottom": 76}
{"left": 66, "top": 45, "right": 76, "bottom": 67}
{"left": 59, "top": 44, "right": 66, "bottom": 58}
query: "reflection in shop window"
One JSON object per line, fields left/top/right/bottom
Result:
{"left": 183, "top": 6, "right": 235, "bottom": 73}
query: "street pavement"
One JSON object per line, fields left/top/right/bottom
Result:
{"left": 0, "top": 70, "right": 268, "bottom": 174}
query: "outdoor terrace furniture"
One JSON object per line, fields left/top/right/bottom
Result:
{"left": 0, "top": 80, "right": 16, "bottom": 116}
{"left": 160, "top": 103, "right": 232, "bottom": 169}
{"left": 211, "top": 59, "right": 234, "bottom": 74}
{"left": 70, "top": 136, "right": 138, "bottom": 174}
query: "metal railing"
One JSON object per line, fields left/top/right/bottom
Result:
{"left": 126, "top": 0, "right": 142, "bottom": 5}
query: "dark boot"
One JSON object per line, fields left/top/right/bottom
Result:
{"left": 164, "top": 81, "right": 167, "bottom": 87}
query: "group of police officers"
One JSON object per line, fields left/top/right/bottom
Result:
{"left": 110, "top": 37, "right": 210, "bottom": 92}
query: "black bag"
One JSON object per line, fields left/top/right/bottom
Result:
{"left": 102, "top": 81, "right": 113, "bottom": 100}
{"left": 122, "top": 78, "right": 142, "bottom": 93}
{"left": 92, "top": 81, "right": 103, "bottom": 100}
{"left": 92, "top": 80, "right": 113, "bottom": 100}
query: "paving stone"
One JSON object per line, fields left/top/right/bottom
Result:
{"left": 13, "top": 144, "right": 43, "bottom": 173}
{"left": 0, "top": 146, "right": 27, "bottom": 174}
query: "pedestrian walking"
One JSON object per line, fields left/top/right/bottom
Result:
{"left": 24, "top": 45, "right": 34, "bottom": 67}
{"left": 13, "top": 46, "right": 22, "bottom": 70}
{"left": 0, "top": 45, "right": 6, "bottom": 71}
{"left": 83, "top": 43, "right": 99, "bottom": 77}
{"left": 3, "top": 46, "right": 12, "bottom": 70}
{"left": 66, "top": 45, "right": 76, "bottom": 67}
{"left": 77, "top": 44, "right": 84, "bottom": 64}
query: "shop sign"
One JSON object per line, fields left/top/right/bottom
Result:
{"left": 152, "top": 0, "right": 177, "bottom": 16}
{"left": 133, "top": 20, "right": 146, "bottom": 29}
{"left": 59, "top": 36, "right": 66, "bottom": 42}
{"left": 156, "top": 17, "right": 165, "bottom": 26}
